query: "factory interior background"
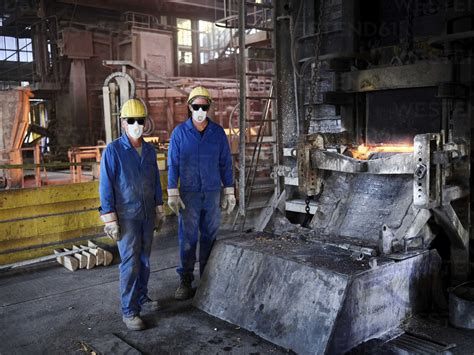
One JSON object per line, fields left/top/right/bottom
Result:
{"left": 0, "top": 0, "right": 473, "bottom": 353}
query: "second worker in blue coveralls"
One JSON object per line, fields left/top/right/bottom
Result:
{"left": 167, "top": 86, "right": 236, "bottom": 300}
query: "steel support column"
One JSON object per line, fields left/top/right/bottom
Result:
{"left": 238, "top": 0, "right": 246, "bottom": 215}
{"left": 275, "top": 0, "right": 297, "bottom": 148}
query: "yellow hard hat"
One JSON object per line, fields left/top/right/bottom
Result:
{"left": 120, "top": 99, "right": 146, "bottom": 118}
{"left": 187, "top": 86, "right": 212, "bottom": 104}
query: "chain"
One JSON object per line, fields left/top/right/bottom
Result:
{"left": 400, "top": 0, "right": 416, "bottom": 64}
{"left": 301, "top": 195, "right": 313, "bottom": 228}
{"left": 406, "top": 0, "right": 415, "bottom": 61}
{"left": 407, "top": 0, "right": 414, "bottom": 51}
{"left": 305, "top": 196, "right": 311, "bottom": 214}
{"left": 305, "top": 0, "right": 324, "bottom": 134}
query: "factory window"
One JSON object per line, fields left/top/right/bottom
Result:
{"left": 0, "top": 36, "right": 33, "bottom": 62}
{"left": 177, "top": 18, "right": 192, "bottom": 46}
{"left": 198, "top": 20, "right": 231, "bottom": 64}
{"left": 200, "top": 52, "right": 209, "bottom": 64}
{"left": 177, "top": 18, "right": 192, "bottom": 64}
{"left": 179, "top": 51, "right": 193, "bottom": 64}
{"left": 19, "top": 38, "right": 33, "bottom": 62}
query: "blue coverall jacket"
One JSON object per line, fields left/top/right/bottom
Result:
{"left": 168, "top": 117, "right": 233, "bottom": 280}
{"left": 167, "top": 117, "right": 233, "bottom": 191}
{"left": 99, "top": 134, "right": 163, "bottom": 220}
{"left": 99, "top": 134, "right": 163, "bottom": 317}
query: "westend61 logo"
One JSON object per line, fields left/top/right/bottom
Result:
{"left": 392, "top": 0, "right": 472, "bottom": 13}
{"left": 394, "top": 101, "right": 441, "bottom": 118}
{"left": 345, "top": 0, "right": 473, "bottom": 39}
{"left": 392, "top": 100, "right": 468, "bottom": 119}
{"left": 1, "top": 0, "right": 472, "bottom": 13}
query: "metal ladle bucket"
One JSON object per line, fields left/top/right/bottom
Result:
{"left": 449, "top": 281, "right": 474, "bottom": 329}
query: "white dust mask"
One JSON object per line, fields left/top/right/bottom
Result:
{"left": 128, "top": 121, "right": 143, "bottom": 139}
{"left": 192, "top": 108, "right": 207, "bottom": 123}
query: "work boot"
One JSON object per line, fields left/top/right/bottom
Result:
{"left": 122, "top": 315, "right": 146, "bottom": 331}
{"left": 175, "top": 275, "right": 194, "bottom": 300}
{"left": 140, "top": 297, "right": 160, "bottom": 313}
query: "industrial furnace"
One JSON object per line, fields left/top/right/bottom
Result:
{"left": 194, "top": 0, "right": 472, "bottom": 353}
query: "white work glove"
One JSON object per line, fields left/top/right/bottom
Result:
{"left": 154, "top": 205, "right": 164, "bottom": 230}
{"left": 167, "top": 188, "right": 186, "bottom": 215}
{"left": 221, "top": 187, "right": 236, "bottom": 215}
{"left": 100, "top": 212, "right": 121, "bottom": 242}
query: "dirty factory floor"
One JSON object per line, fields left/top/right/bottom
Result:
{"left": 1, "top": 226, "right": 474, "bottom": 354}
{"left": 0, "top": 227, "right": 287, "bottom": 355}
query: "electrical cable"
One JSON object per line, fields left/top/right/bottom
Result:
{"left": 290, "top": 0, "right": 304, "bottom": 78}
{"left": 68, "top": 0, "right": 78, "bottom": 29}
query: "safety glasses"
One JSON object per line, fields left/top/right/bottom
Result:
{"left": 125, "top": 118, "right": 145, "bottom": 125}
{"left": 191, "top": 104, "right": 210, "bottom": 111}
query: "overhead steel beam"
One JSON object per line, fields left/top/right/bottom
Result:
{"left": 339, "top": 62, "right": 453, "bottom": 92}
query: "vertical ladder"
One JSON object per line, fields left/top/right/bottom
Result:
{"left": 217, "top": 0, "right": 279, "bottom": 231}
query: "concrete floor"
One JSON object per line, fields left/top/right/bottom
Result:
{"left": 1, "top": 224, "right": 474, "bottom": 354}
{"left": 404, "top": 314, "right": 474, "bottom": 354}
{"left": 0, "top": 229, "right": 287, "bottom": 355}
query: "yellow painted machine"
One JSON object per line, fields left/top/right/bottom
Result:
{"left": 0, "top": 172, "right": 169, "bottom": 266}
{"left": 0, "top": 181, "right": 103, "bottom": 265}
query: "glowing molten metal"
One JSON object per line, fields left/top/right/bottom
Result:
{"left": 350, "top": 144, "right": 414, "bottom": 160}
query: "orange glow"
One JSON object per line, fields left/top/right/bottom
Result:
{"left": 350, "top": 144, "right": 414, "bottom": 160}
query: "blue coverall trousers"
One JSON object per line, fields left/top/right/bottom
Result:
{"left": 177, "top": 191, "right": 221, "bottom": 281}
{"left": 117, "top": 217, "right": 155, "bottom": 317}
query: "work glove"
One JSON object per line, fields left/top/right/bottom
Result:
{"left": 154, "top": 205, "right": 164, "bottom": 230}
{"left": 221, "top": 187, "right": 236, "bottom": 215}
{"left": 167, "top": 189, "right": 186, "bottom": 215}
{"left": 100, "top": 212, "right": 121, "bottom": 242}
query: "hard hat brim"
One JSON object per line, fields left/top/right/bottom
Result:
{"left": 187, "top": 96, "right": 212, "bottom": 104}
{"left": 121, "top": 115, "right": 147, "bottom": 118}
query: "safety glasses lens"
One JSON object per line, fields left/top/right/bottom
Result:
{"left": 191, "top": 104, "right": 210, "bottom": 111}
{"left": 126, "top": 118, "right": 145, "bottom": 125}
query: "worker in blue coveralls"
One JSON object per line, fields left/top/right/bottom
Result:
{"left": 99, "top": 98, "right": 164, "bottom": 331}
{"left": 167, "top": 86, "right": 236, "bottom": 300}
